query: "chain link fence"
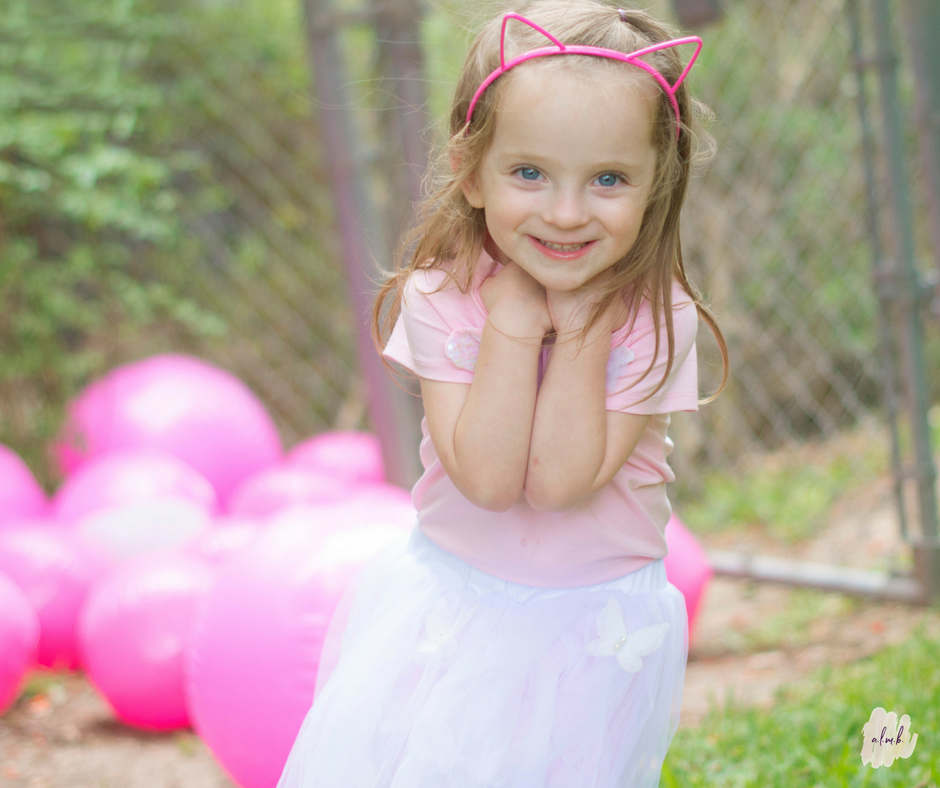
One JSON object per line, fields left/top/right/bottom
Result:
{"left": 668, "top": 0, "right": 889, "bottom": 492}
{"left": 4, "top": 0, "right": 936, "bottom": 514}
{"left": 156, "top": 19, "right": 365, "bottom": 446}
{"left": 176, "top": 0, "right": 936, "bottom": 492}
{"left": 167, "top": 0, "right": 934, "bottom": 469}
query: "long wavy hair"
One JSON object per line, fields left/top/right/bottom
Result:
{"left": 372, "top": 0, "right": 728, "bottom": 403}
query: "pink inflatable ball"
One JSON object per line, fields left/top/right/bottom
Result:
{"left": 77, "top": 498, "right": 212, "bottom": 562}
{"left": 0, "top": 526, "right": 112, "bottom": 670}
{"left": 79, "top": 552, "right": 216, "bottom": 731}
{"left": 181, "top": 518, "right": 262, "bottom": 566}
{"left": 275, "top": 485, "right": 415, "bottom": 535}
{"left": 347, "top": 483, "right": 415, "bottom": 524}
{"left": 54, "top": 354, "right": 283, "bottom": 500}
{"left": 287, "top": 430, "right": 385, "bottom": 486}
{"left": 53, "top": 449, "right": 219, "bottom": 522}
{"left": 187, "top": 517, "right": 408, "bottom": 788}
{"left": 0, "top": 444, "right": 48, "bottom": 529}
{"left": 0, "top": 571, "right": 41, "bottom": 716}
{"left": 663, "top": 514, "right": 713, "bottom": 643}
{"left": 224, "top": 466, "right": 357, "bottom": 519}
{"left": 0, "top": 515, "right": 71, "bottom": 536}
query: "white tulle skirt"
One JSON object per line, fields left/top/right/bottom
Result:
{"left": 277, "top": 525, "right": 688, "bottom": 788}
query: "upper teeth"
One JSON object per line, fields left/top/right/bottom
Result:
{"left": 542, "top": 240, "right": 587, "bottom": 252}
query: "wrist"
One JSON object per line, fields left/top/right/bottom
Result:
{"left": 486, "top": 303, "right": 550, "bottom": 342}
{"left": 551, "top": 319, "right": 612, "bottom": 360}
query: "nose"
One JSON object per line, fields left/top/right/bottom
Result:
{"left": 543, "top": 186, "right": 589, "bottom": 229}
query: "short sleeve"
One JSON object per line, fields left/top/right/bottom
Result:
{"left": 381, "top": 268, "right": 477, "bottom": 384}
{"left": 605, "top": 288, "right": 699, "bottom": 415}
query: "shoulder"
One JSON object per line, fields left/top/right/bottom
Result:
{"left": 405, "top": 263, "right": 457, "bottom": 299}
{"left": 399, "top": 264, "right": 465, "bottom": 324}
{"left": 399, "top": 258, "right": 490, "bottom": 348}
{"left": 403, "top": 250, "right": 499, "bottom": 315}
{"left": 623, "top": 282, "right": 698, "bottom": 342}
{"left": 404, "top": 250, "right": 495, "bottom": 298}
{"left": 670, "top": 283, "right": 699, "bottom": 346}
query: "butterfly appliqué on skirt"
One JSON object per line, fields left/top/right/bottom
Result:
{"left": 416, "top": 597, "right": 474, "bottom": 658}
{"left": 587, "top": 597, "right": 669, "bottom": 673}
{"left": 445, "top": 327, "right": 635, "bottom": 392}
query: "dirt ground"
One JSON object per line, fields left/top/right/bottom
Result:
{"left": 2, "top": 472, "right": 938, "bottom": 787}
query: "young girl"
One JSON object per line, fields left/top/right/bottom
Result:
{"left": 279, "top": 1, "right": 727, "bottom": 786}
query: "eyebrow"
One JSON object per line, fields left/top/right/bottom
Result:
{"left": 493, "top": 151, "right": 648, "bottom": 173}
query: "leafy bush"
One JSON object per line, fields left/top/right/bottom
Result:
{"left": 0, "top": 0, "right": 328, "bottom": 487}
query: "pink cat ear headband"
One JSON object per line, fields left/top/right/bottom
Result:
{"left": 465, "top": 11, "right": 703, "bottom": 140}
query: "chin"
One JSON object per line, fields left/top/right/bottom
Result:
{"left": 547, "top": 274, "right": 594, "bottom": 293}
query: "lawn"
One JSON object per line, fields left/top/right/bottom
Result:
{"left": 663, "top": 621, "right": 938, "bottom": 787}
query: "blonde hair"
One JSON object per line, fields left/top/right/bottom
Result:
{"left": 372, "top": 0, "right": 729, "bottom": 403}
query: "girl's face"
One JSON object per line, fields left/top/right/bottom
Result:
{"left": 462, "top": 63, "right": 658, "bottom": 294}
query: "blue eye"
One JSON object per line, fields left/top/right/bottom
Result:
{"left": 596, "top": 173, "right": 623, "bottom": 188}
{"left": 517, "top": 167, "right": 541, "bottom": 181}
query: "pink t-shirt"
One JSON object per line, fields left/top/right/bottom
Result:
{"left": 382, "top": 250, "right": 699, "bottom": 588}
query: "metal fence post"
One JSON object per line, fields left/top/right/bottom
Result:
{"left": 704, "top": 0, "right": 937, "bottom": 607}
{"left": 302, "top": 0, "right": 424, "bottom": 490}
{"left": 871, "top": 0, "right": 940, "bottom": 604}
{"left": 901, "top": 0, "right": 940, "bottom": 289}
{"left": 374, "top": 0, "right": 432, "bottom": 246}
{"left": 847, "top": 0, "right": 911, "bottom": 547}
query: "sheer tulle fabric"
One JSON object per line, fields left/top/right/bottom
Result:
{"left": 277, "top": 526, "right": 688, "bottom": 788}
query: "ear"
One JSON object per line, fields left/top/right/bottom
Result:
{"left": 460, "top": 171, "right": 485, "bottom": 209}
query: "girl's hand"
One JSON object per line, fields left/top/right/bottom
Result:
{"left": 480, "top": 261, "right": 553, "bottom": 335}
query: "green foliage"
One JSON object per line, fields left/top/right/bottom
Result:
{"left": 663, "top": 623, "right": 940, "bottom": 786}
{"left": 0, "top": 1, "right": 176, "bottom": 239}
{"left": 0, "top": 0, "right": 221, "bottom": 484}
{"left": 0, "top": 0, "right": 316, "bottom": 486}
{"left": 21, "top": 670, "right": 65, "bottom": 701}
{"left": 683, "top": 430, "right": 887, "bottom": 542}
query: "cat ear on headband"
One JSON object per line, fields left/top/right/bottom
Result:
{"left": 466, "top": 12, "right": 703, "bottom": 139}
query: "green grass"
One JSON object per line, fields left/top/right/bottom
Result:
{"left": 681, "top": 429, "right": 889, "bottom": 543}
{"left": 729, "top": 588, "right": 863, "bottom": 655}
{"left": 662, "top": 622, "right": 940, "bottom": 787}
{"left": 21, "top": 671, "right": 65, "bottom": 701}
{"left": 682, "top": 408, "right": 939, "bottom": 544}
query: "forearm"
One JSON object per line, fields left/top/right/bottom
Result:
{"left": 523, "top": 326, "right": 611, "bottom": 512}
{"left": 454, "top": 307, "right": 545, "bottom": 511}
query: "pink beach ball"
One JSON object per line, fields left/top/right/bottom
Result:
{"left": 76, "top": 498, "right": 213, "bottom": 563}
{"left": 344, "top": 483, "right": 415, "bottom": 524}
{"left": 0, "top": 571, "right": 40, "bottom": 716}
{"left": 79, "top": 552, "right": 216, "bottom": 731}
{"left": 54, "top": 354, "right": 283, "bottom": 500}
{"left": 53, "top": 449, "right": 218, "bottom": 521}
{"left": 0, "top": 445, "right": 48, "bottom": 528}
{"left": 187, "top": 509, "right": 409, "bottom": 788}
{"left": 181, "top": 518, "right": 262, "bottom": 566}
{"left": 287, "top": 430, "right": 385, "bottom": 486}
{"left": 0, "top": 526, "right": 111, "bottom": 670}
{"left": 225, "top": 466, "right": 356, "bottom": 519}
{"left": 0, "top": 515, "right": 70, "bottom": 536}
{"left": 663, "top": 514, "right": 713, "bottom": 643}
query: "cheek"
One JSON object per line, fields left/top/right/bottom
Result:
{"left": 606, "top": 203, "right": 645, "bottom": 242}
{"left": 619, "top": 200, "right": 643, "bottom": 226}
{"left": 495, "top": 190, "right": 538, "bottom": 221}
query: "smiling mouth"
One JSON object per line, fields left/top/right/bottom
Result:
{"left": 538, "top": 239, "right": 590, "bottom": 252}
